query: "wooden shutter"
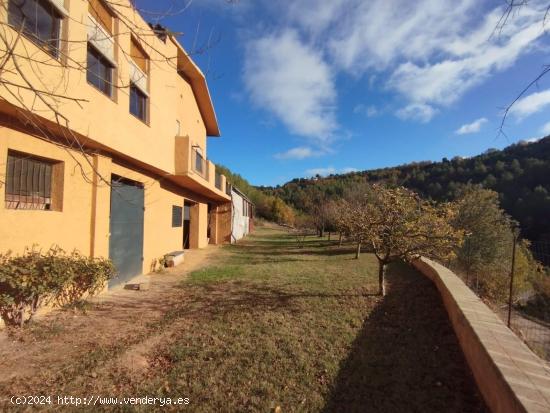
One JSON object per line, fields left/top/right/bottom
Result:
{"left": 130, "top": 38, "right": 148, "bottom": 73}
{"left": 88, "top": 0, "right": 113, "bottom": 34}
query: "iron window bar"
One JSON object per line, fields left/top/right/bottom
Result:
{"left": 5, "top": 152, "right": 53, "bottom": 210}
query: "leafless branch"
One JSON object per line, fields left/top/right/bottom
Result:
{"left": 494, "top": 1, "right": 550, "bottom": 138}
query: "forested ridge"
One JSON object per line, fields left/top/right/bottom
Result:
{"left": 262, "top": 137, "right": 550, "bottom": 243}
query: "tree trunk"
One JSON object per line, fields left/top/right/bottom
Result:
{"left": 339, "top": 233, "right": 343, "bottom": 246}
{"left": 328, "top": 231, "right": 331, "bottom": 241}
{"left": 355, "top": 242, "right": 361, "bottom": 259}
{"left": 18, "top": 306, "right": 24, "bottom": 327}
{"left": 378, "top": 261, "right": 386, "bottom": 296}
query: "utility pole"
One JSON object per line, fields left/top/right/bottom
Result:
{"left": 507, "top": 227, "right": 519, "bottom": 328}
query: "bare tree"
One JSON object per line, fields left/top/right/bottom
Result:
{"left": 495, "top": 1, "right": 550, "bottom": 137}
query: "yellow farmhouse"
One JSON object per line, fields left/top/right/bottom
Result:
{"left": 0, "top": 0, "right": 232, "bottom": 287}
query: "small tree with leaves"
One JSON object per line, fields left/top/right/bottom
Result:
{"left": 363, "top": 185, "right": 464, "bottom": 296}
{"left": 452, "top": 186, "right": 537, "bottom": 301}
{"left": 323, "top": 199, "right": 341, "bottom": 241}
{"left": 334, "top": 198, "right": 371, "bottom": 258}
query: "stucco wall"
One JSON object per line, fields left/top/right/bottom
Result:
{"left": 0, "top": 129, "right": 209, "bottom": 276}
{"left": 0, "top": 125, "right": 98, "bottom": 256}
{"left": 412, "top": 257, "right": 550, "bottom": 413}
{"left": 0, "top": 0, "right": 208, "bottom": 175}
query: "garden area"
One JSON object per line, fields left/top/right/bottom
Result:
{"left": 0, "top": 226, "right": 486, "bottom": 412}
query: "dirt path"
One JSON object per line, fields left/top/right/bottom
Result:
{"left": 0, "top": 245, "right": 221, "bottom": 390}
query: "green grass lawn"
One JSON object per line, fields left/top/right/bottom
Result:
{"left": 1, "top": 226, "right": 486, "bottom": 412}
{"left": 127, "top": 226, "right": 485, "bottom": 412}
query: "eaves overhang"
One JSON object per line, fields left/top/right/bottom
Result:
{"left": 170, "top": 36, "right": 221, "bottom": 137}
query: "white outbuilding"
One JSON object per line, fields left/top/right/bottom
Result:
{"left": 230, "top": 186, "right": 254, "bottom": 243}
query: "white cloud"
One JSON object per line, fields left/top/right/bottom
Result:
{"left": 509, "top": 89, "right": 550, "bottom": 119}
{"left": 455, "top": 117, "right": 488, "bottom": 135}
{"left": 395, "top": 103, "right": 438, "bottom": 123}
{"left": 239, "top": 0, "right": 547, "bottom": 136}
{"left": 353, "top": 104, "right": 379, "bottom": 117}
{"left": 286, "top": 0, "right": 348, "bottom": 35}
{"left": 276, "top": 0, "right": 546, "bottom": 122}
{"left": 274, "top": 146, "right": 319, "bottom": 160}
{"left": 328, "top": 0, "right": 479, "bottom": 72}
{"left": 244, "top": 30, "right": 337, "bottom": 141}
{"left": 541, "top": 121, "right": 550, "bottom": 135}
{"left": 305, "top": 166, "right": 358, "bottom": 176}
{"left": 387, "top": 15, "right": 543, "bottom": 107}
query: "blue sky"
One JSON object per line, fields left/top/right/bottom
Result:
{"left": 139, "top": 0, "right": 550, "bottom": 186}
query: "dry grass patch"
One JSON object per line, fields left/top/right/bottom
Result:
{"left": 0, "top": 228, "right": 486, "bottom": 412}
{"left": 121, "top": 228, "right": 485, "bottom": 412}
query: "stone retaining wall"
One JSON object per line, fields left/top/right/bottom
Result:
{"left": 413, "top": 257, "right": 550, "bottom": 413}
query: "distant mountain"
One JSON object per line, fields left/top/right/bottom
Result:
{"left": 263, "top": 137, "right": 550, "bottom": 242}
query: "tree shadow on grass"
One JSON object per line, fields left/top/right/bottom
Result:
{"left": 322, "top": 262, "right": 488, "bottom": 413}
{"left": 253, "top": 248, "right": 357, "bottom": 258}
{"left": 169, "top": 281, "right": 372, "bottom": 321}
{"left": 230, "top": 242, "right": 358, "bottom": 261}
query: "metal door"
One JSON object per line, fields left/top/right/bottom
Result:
{"left": 109, "top": 176, "right": 144, "bottom": 287}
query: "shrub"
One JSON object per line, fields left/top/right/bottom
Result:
{"left": 452, "top": 187, "right": 538, "bottom": 302}
{"left": 0, "top": 246, "right": 115, "bottom": 327}
{"left": 520, "top": 267, "right": 550, "bottom": 322}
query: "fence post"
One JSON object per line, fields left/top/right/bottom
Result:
{"left": 507, "top": 228, "right": 519, "bottom": 328}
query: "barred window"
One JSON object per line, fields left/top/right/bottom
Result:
{"left": 5, "top": 152, "right": 54, "bottom": 210}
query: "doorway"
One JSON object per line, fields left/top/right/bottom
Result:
{"left": 183, "top": 200, "right": 192, "bottom": 249}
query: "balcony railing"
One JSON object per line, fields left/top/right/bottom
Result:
{"left": 174, "top": 136, "right": 229, "bottom": 199}
{"left": 192, "top": 148, "right": 209, "bottom": 181}
{"left": 215, "top": 172, "right": 223, "bottom": 191}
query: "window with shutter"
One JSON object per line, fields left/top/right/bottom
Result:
{"left": 130, "top": 83, "right": 148, "bottom": 122}
{"left": 8, "top": 0, "right": 62, "bottom": 57}
{"left": 87, "top": 44, "right": 114, "bottom": 96}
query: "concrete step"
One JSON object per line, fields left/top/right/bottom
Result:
{"left": 123, "top": 274, "right": 152, "bottom": 291}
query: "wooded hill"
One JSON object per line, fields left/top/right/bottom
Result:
{"left": 262, "top": 137, "right": 550, "bottom": 243}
